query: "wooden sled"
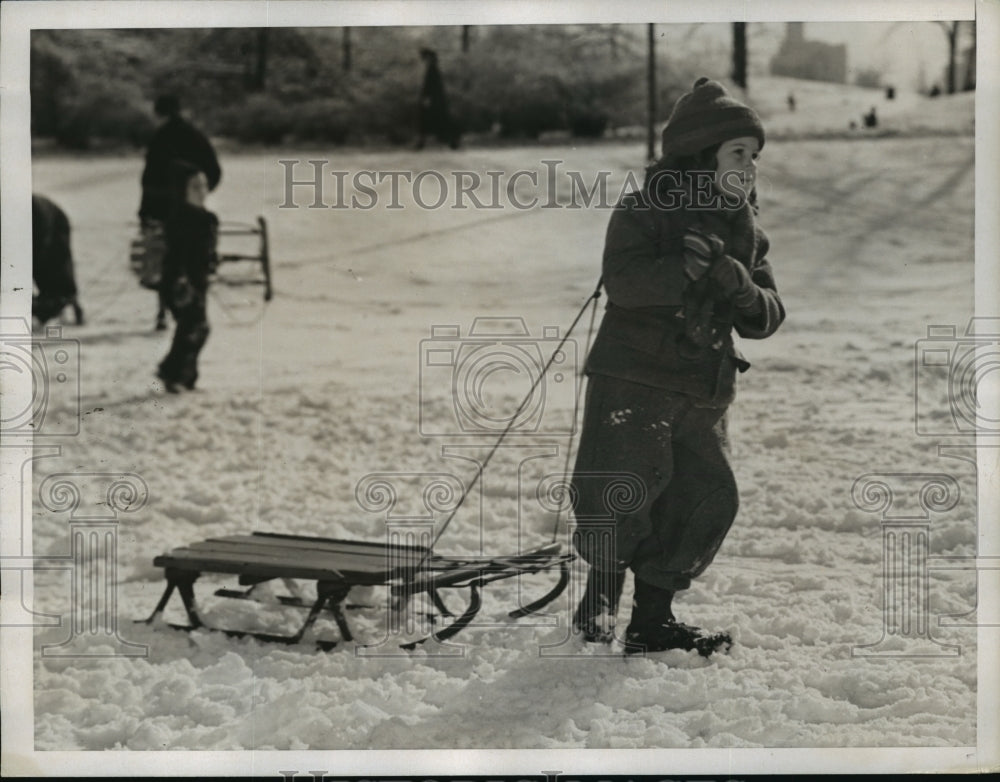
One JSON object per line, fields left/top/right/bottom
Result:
{"left": 216, "top": 217, "right": 273, "bottom": 302}
{"left": 129, "top": 216, "right": 273, "bottom": 302}
{"left": 139, "top": 531, "right": 574, "bottom": 651}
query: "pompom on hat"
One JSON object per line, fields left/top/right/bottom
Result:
{"left": 661, "top": 77, "right": 765, "bottom": 157}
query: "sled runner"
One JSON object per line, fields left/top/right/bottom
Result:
{"left": 129, "top": 216, "right": 272, "bottom": 301}
{"left": 140, "top": 531, "right": 574, "bottom": 650}
{"left": 215, "top": 217, "right": 273, "bottom": 302}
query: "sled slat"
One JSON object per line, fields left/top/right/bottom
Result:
{"left": 218, "top": 533, "right": 429, "bottom": 559}
{"left": 234, "top": 532, "right": 560, "bottom": 564}
{"left": 249, "top": 531, "right": 430, "bottom": 554}
{"left": 188, "top": 539, "right": 414, "bottom": 568}
{"left": 152, "top": 552, "right": 344, "bottom": 583}
{"left": 153, "top": 547, "right": 389, "bottom": 584}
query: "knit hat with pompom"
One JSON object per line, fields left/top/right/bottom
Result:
{"left": 661, "top": 77, "right": 765, "bottom": 157}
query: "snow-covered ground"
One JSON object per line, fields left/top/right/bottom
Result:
{"left": 17, "top": 88, "right": 986, "bottom": 760}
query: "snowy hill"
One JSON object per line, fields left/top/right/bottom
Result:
{"left": 747, "top": 75, "right": 975, "bottom": 139}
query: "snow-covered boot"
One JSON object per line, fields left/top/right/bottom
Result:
{"left": 624, "top": 578, "right": 731, "bottom": 658}
{"left": 572, "top": 567, "right": 626, "bottom": 643}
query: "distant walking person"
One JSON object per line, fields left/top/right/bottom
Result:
{"left": 416, "top": 48, "right": 460, "bottom": 150}
{"left": 32, "top": 194, "right": 84, "bottom": 327}
{"left": 139, "top": 95, "right": 221, "bottom": 330}
{"left": 156, "top": 160, "right": 219, "bottom": 393}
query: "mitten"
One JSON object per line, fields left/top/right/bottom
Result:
{"left": 710, "top": 255, "right": 760, "bottom": 311}
{"left": 679, "top": 282, "right": 718, "bottom": 355}
{"left": 682, "top": 228, "right": 725, "bottom": 280}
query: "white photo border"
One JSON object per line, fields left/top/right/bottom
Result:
{"left": 1, "top": 0, "right": 996, "bottom": 776}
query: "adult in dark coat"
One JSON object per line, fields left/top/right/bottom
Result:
{"left": 139, "top": 95, "right": 221, "bottom": 223}
{"left": 416, "top": 48, "right": 460, "bottom": 150}
{"left": 32, "top": 194, "right": 84, "bottom": 326}
{"left": 139, "top": 95, "right": 221, "bottom": 330}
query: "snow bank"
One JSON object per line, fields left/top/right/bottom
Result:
{"left": 27, "top": 123, "right": 980, "bottom": 753}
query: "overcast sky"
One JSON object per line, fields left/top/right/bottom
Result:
{"left": 665, "top": 20, "right": 965, "bottom": 92}
{"left": 806, "top": 21, "right": 960, "bottom": 90}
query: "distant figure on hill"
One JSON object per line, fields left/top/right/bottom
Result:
{"left": 416, "top": 48, "right": 460, "bottom": 150}
{"left": 885, "top": 85, "right": 896, "bottom": 100}
{"left": 32, "top": 194, "right": 84, "bottom": 327}
{"left": 863, "top": 106, "right": 878, "bottom": 128}
{"left": 138, "top": 95, "right": 222, "bottom": 330}
{"left": 929, "top": 84, "right": 942, "bottom": 98}
{"left": 787, "top": 92, "right": 796, "bottom": 112}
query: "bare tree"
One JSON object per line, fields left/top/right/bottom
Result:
{"left": 254, "top": 28, "right": 268, "bottom": 90}
{"left": 227, "top": 28, "right": 319, "bottom": 91}
{"left": 937, "top": 20, "right": 961, "bottom": 94}
{"left": 732, "top": 22, "right": 747, "bottom": 90}
{"left": 648, "top": 23, "right": 657, "bottom": 161}
{"left": 963, "top": 21, "right": 976, "bottom": 90}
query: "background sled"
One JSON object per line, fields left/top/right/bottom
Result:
{"left": 215, "top": 217, "right": 272, "bottom": 301}
{"left": 140, "top": 531, "right": 574, "bottom": 650}
{"left": 129, "top": 216, "right": 272, "bottom": 301}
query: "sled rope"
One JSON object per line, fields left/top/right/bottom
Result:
{"left": 420, "top": 278, "right": 604, "bottom": 567}
{"left": 550, "top": 279, "right": 603, "bottom": 543}
{"left": 209, "top": 284, "right": 270, "bottom": 327}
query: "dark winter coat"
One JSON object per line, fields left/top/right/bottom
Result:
{"left": 160, "top": 203, "right": 219, "bottom": 297}
{"left": 585, "top": 189, "right": 785, "bottom": 405}
{"left": 139, "top": 117, "right": 222, "bottom": 222}
{"left": 32, "top": 194, "right": 77, "bottom": 301}
{"left": 32, "top": 194, "right": 84, "bottom": 325}
{"left": 421, "top": 61, "right": 449, "bottom": 113}
{"left": 419, "top": 59, "right": 454, "bottom": 137}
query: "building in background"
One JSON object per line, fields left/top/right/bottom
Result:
{"left": 770, "top": 22, "right": 847, "bottom": 83}
{"left": 959, "top": 38, "right": 975, "bottom": 91}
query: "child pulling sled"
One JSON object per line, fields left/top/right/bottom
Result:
{"left": 571, "top": 77, "right": 786, "bottom": 656}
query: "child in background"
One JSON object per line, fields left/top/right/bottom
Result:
{"left": 139, "top": 94, "right": 222, "bottom": 331}
{"left": 571, "top": 77, "right": 786, "bottom": 656}
{"left": 156, "top": 160, "right": 218, "bottom": 393}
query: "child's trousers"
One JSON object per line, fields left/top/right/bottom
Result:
{"left": 159, "top": 290, "right": 210, "bottom": 389}
{"left": 570, "top": 373, "right": 738, "bottom": 592}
